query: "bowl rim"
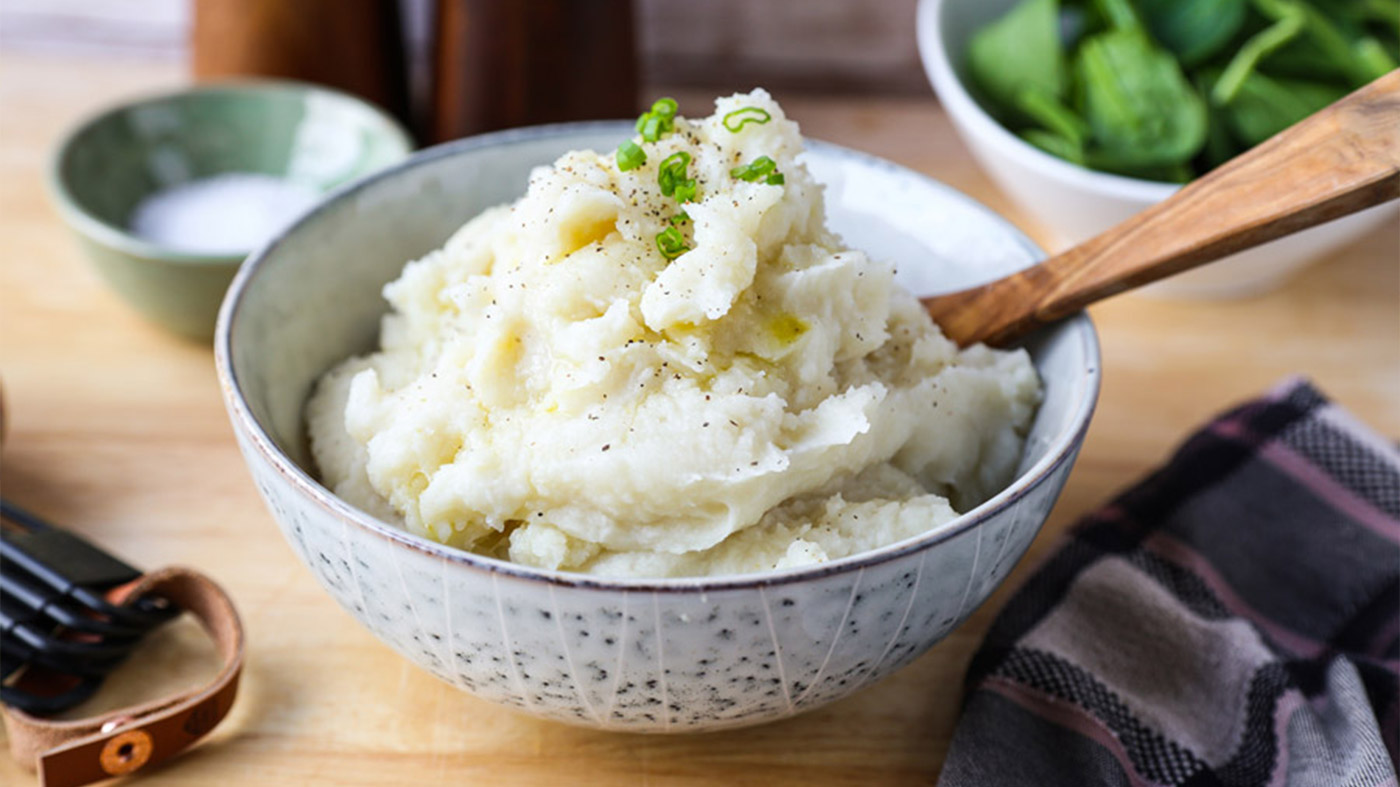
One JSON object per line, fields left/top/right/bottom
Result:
{"left": 915, "top": 0, "right": 1178, "bottom": 203}
{"left": 214, "top": 119, "right": 1102, "bottom": 592}
{"left": 46, "top": 78, "right": 416, "bottom": 266}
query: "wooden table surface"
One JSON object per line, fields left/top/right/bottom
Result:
{"left": 2, "top": 53, "right": 1397, "bottom": 786}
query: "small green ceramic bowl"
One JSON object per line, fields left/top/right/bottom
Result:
{"left": 49, "top": 81, "right": 414, "bottom": 341}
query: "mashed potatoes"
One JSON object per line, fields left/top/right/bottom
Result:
{"left": 307, "top": 90, "right": 1040, "bottom": 578}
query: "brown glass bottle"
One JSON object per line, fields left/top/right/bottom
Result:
{"left": 431, "top": 0, "right": 638, "bottom": 142}
{"left": 191, "top": 0, "right": 410, "bottom": 130}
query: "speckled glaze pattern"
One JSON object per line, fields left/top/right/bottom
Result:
{"left": 238, "top": 435, "right": 1072, "bottom": 729}
{"left": 217, "top": 122, "right": 1100, "bottom": 731}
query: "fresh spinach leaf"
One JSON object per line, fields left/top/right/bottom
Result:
{"left": 967, "top": 0, "right": 1067, "bottom": 124}
{"left": 1019, "top": 87, "right": 1091, "bottom": 144}
{"left": 1378, "top": 33, "right": 1399, "bottom": 64}
{"left": 1137, "top": 0, "right": 1249, "bottom": 65}
{"left": 1213, "top": 1, "right": 1305, "bottom": 104}
{"left": 1091, "top": 0, "right": 1145, "bottom": 33}
{"left": 1352, "top": 36, "right": 1399, "bottom": 76}
{"left": 1255, "top": 34, "right": 1359, "bottom": 83}
{"left": 1218, "top": 70, "right": 1348, "bottom": 145}
{"left": 1253, "top": 0, "right": 1392, "bottom": 86}
{"left": 1085, "top": 153, "right": 1195, "bottom": 182}
{"left": 1075, "top": 28, "right": 1208, "bottom": 167}
{"left": 1021, "top": 128, "right": 1087, "bottom": 164}
{"left": 1349, "top": 0, "right": 1400, "bottom": 28}
{"left": 1194, "top": 72, "right": 1241, "bottom": 171}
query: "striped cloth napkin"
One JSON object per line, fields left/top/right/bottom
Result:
{"left": 940, "top": 379, "right": 1399, "bottom": 787}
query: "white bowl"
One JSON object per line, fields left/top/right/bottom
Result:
{"left": 916, "top": 0, "right": 1398, "bottom": 298}
{"left": 215, "top": 122, "right": 1100, "bottom": 731}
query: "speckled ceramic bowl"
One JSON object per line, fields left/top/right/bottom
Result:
{"left": 49, "top": 81, "right": 413, "bottom": 340}
{"left": 215, "top": 122, "right": 1100, "bottom": 732}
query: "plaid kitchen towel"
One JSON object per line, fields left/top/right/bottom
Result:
{"left": 940, "top": 379, "right": 1400, "bottom": 787}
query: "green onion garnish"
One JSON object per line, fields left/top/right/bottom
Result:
{"left": 673, "top": 180, "right": 698, "bottom": 203}
{"left": 658, "top": 151, "right": 694, "bottom": 198}
{"left": 730, "top": 156, "right": 778, "bottom": 182}
{"left": 722, "top": 106, "right": 772, "bottom": 132}
{"left": 656, "top": 226, "right": 689, "bottom": 259}
{"left": 765, "top": 173, "right": 784, "bottom": 185}
{"left": 638, "top": 114, "right": 664, "bottom": 143}
{"left": 670, "top": 211, "right": 689, "bottom": 225}
{"left": 651, "top": 97, "right": 678, "bottom": 120}
{"left": 616, "top": 140, "right": 646, "bottom": 171}
{"left": 635, "top": 97, "right": 679, "bottom": 143}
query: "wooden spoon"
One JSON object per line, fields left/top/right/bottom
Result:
{"left": 924, "top": 69, "right": 1400, "bottom": 348}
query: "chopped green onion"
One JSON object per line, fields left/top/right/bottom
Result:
{"left": 670, "top": 212, "right": 689, "bottom": 225}
{"left": 730, "top": 156, "right": 778, "bottom": 182}
{"left": 616, "top": 140, "right": 646, "bottom": 171}
{"left": 722, "top": 106, "right": 772, "bottom": 132}
{"left": 634, "top": 97, "right": 679, "bottom": 143}
{"left": 656, "top": 226, "right": 689, "bottom": 259}
{"left": 658, "top": 151, "right": 692, "bottom": 197}
{"left": 651, "top": 97, "right": 678, "bottom": 120}
{"left": 638, "top": 114, "right": 664, "bottom": 143}
{"left": 673, "top": 179, "right": 698, "bottom": 203}
{"left": 765, "top": 172, "right": 785, "bottom": 185}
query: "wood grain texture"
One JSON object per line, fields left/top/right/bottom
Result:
{"left": 926, "top": 69, "right": 1400, "bottom": 348}
{"left": 1, "top": 54, "right": 1397, "bottom": 786}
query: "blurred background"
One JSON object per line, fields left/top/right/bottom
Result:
{"left": 2, "top": 0, "right": 929, "bottom": 143}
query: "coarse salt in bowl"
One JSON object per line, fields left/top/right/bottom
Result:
{"left": 128, "top": 173, "right": 322, "bottom": 256}
{"left": 49, "top": 81, "right": 413, "bottom": 340}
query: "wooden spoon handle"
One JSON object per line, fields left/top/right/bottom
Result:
{"left": 924, "top": 69, "right": 1400, "bottom": 347}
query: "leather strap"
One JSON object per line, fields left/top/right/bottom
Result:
{"left": 1, "top": 567, "right": 244, "bottom": 787}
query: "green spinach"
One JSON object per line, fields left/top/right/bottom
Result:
{"left": 1216, "top": 70, "right": 1350, "bottom": 145}
{"left": 1075, "top": 28, "right": 1208, "bottom": 167}
{"left": 962, "top": 0, "right": 1398, "bottom": 183}
{"left": 1137, "top": 0, "right": 1248, "bottom": 65}
{"left": 967, "top": 0, "right": 1067, "bottom": 126}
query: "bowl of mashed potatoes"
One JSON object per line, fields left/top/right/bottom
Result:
{"left": 215, "top": 91, "right": 1099, "bottom": 731}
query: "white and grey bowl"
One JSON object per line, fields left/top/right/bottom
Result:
{"left": 214, "top": 122, "right": 1100, "bottom": 732}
